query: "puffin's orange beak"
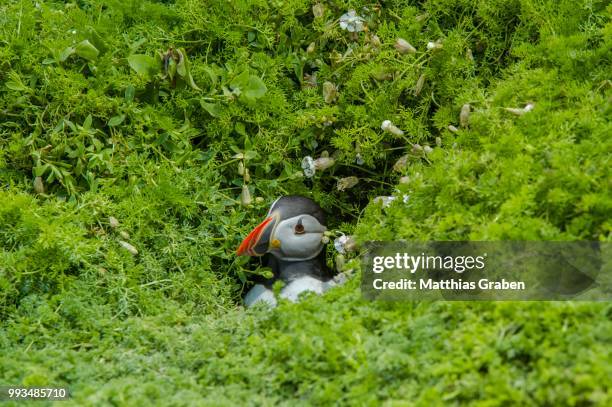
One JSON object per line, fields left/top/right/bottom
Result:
{"left": 237, "top": 216, "right": 276, "bottom": 256}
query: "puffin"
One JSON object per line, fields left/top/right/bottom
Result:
{"left": 237, "top": 195, "right": 336, "bottom": 307}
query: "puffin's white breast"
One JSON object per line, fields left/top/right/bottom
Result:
{"left": 279, "top": 276, "right": 335, "bottom": 302}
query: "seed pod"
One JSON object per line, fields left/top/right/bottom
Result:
{"left": 336, "top": 176, "right": 359, "bottom": 191}
{"left": 504, "top": 107, "right": 525, "bottom": 116}
{"left": 335, "top": 254, "right": 346, "bottom": 273}
{"left": 399, "top": 176, "right": 410, "bottom": 184}
{"left": 424, "top": 146, "right": 433, "bottom": 154}
{"left": 505, "top": 103, "right": 535, "bottom": 115}
{"left": 109, "top": 216, "right": 120, "bottom": 229}
{"left": 321, "top": 235, "right": 330, "bottom": 244}
{"left": 323, "top": 81, "right": 338, "bottom": 104}
{"left": 303, "top": 73, "right": 317, "bottom": 88}
{"left": 244, "top": 168, "right": 250, "bottom": 182}
{"left": 119, "top": 240, "right": 138, "bottom": 256}
{"left": 33, "top": 176, "right": 44, "bottom": 194}
{"left": 381, "top": 120, "right": 404, "bottom": 136}
{"left": 427, "top": 41, "right": 443, "bottom": 50}
{"left": 393, "top": 154, "right": 409, "bottom": 172}
{"left": 448, "top": 125, "right": 459, "bottom": 133}
{"left": 343, "top": 235, "right": 358, "bottom": 252}
{"left": 416, "top": 13, "right": 429, "bottom": 23}
{"left": 368, "top": 34, "right": 381, "bottom": 48}
{"left": 371, "top": 69, "right": 394, "bottom": 81}
{"left": 314, "top": 156, "right": 335, "bottom": 171}
{"left": 412, "top": 144, "right": 423, "bottom": 153}
{"left": 414, "top": 73, "right": 425, "bottom": 96}
{"left": 312, "top": 3, "right": 324, "bottom": 18}
{"left": 395, "top": 38, "right": 416, "bottom": 54}
{"left": 119, "top": 231, "right": 130, "bottom": 240}
{"left": 306, "top": 42, "right": 316, "bottom": 54}
{"left": 240, "top": 185, "right": 252, "bottom": 206}
{"left": 460, "top": 104, "right": 471, "bottom": 128}
{"left": 466, "top": 48, "right": 474, "bottom": 61}
{"left": 435, "top": 137, "right": 442, "bottom": 146}
{"left": 237, "top": 161, "right": 245, "bottom": 175}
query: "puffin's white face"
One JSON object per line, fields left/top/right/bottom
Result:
{"left": 268, "top": 214, "right": 327, "bottom": 261}
{"left": 237, "top": 209, "right": 327, "bottom": 261}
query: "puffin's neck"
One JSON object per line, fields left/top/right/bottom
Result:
{"left": 275, "top": 251, "right": 331, "bottom": 282}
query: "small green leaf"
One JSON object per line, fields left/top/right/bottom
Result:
{"left": 128, "top": 54, "right": 160, "bottom": 77}
{"left": 176, "top": 50, "right": 187, "bottom": 77}
{"left": 83, "top": 115, "right": 93, "bottom": 130}
{"left": 243, "top": 75, "right": 267, "bottom": 101}
{"left": 200, "top": 100, "right": 221, "bottom": 117}
{"left": 167, "top": 57, "right": 177, "bottom": 81}
{"left": 108, "top": 114, "right": 126, "bottom": 127}
{"left": 235, "top": 122, "right": 246, "bottom": 136}
{"left": 59, "top": 46, "right": 75, "bottom": 62}
{"left": 5, "top": 81, "right": 28, "bottom": 92}
{"left": 74, "top": 40, "right": 99, "bottom": 61}
{"left": 125, "top": 85, "right": 135, "bottom": 102}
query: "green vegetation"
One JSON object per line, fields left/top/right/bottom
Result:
{"left": 1, "top": 0, "right": 610, "bottom": 405}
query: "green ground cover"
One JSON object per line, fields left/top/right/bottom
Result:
{"left": 1, "top": 0, "right": 610, "bottom": 405}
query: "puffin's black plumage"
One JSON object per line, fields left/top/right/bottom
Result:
{"left": 257, "top": 249, "right": 333, "bottom": 287}
{"left": 268, "top": 195, "right": 326, "bottom": 227}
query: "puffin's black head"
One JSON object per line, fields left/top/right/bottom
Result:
{"left": 237, "top": 196, "right": 327, "bottom": 261}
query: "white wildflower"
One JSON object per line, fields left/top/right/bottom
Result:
{"left": 334, "top": 234, "right": 349, "bottom": 254}
{"left": 302, "top": 156, "right": 316, "bottom": 178}
{"left": 373, "top": 196, "right": 396, "bottom": 208}
{"left": 355, "top": 153, "right": 365, "bottom": 165}
{"left": 339, "top": 10, "right": 365, "bottom": 33}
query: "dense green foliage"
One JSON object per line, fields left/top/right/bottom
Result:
{"left": 1, "top": 0, "right": 610, "bottom": 405}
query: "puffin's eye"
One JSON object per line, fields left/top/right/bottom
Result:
{"left": 294, "top": 219, "right": 305, "bottom": 235}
